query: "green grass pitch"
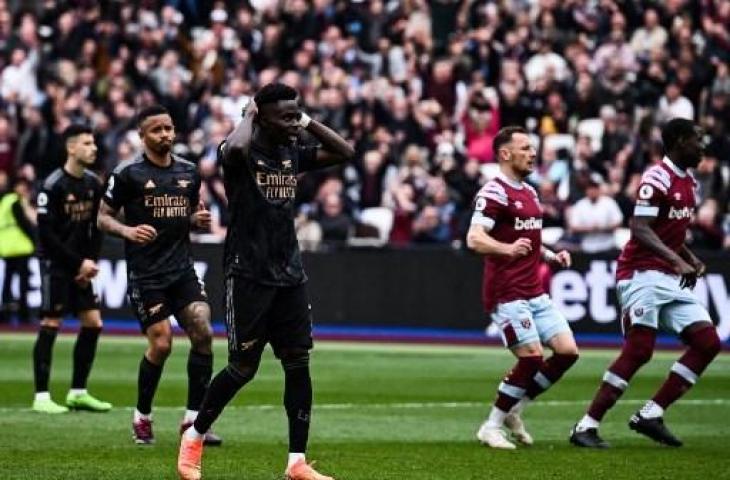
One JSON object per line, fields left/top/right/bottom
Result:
{"left": 0, "top": 333, "right": 729, "bottom": 479}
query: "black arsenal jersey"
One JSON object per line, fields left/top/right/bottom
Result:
{"left": 221, "top": 140, "right": 320, "bottom": 286}
{"left": 102, "top": 154, "right": 200, "bottom": 288}
{"left": 37, "top": 168, "right": 103, "bottom": 275}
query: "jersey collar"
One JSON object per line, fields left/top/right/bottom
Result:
{"left": 497, "top": 170, "right": 524, "bottom": 189}
{"left": 662, "top": 156, "right": 687, "bottom": 178}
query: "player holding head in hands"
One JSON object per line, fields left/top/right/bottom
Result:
{"left": 177, "top": 83, "right": 354, "bottom": 480}
{"left": 570, "top": 118, "right": 721, "bottom": 448}
{"left": 97, "top": 105, "right": 220, "bottom": 446}
{"left": 33, "top": 124, "right": 112, "bottom": 413}
{"left": 466, "top": 126, "right": 579, "bottom": 449}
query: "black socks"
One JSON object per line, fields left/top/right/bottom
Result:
{"left": 187, "top": 350, "right": 213, "bottom": 411}
{"left": 136, "top": 355, "right": 164, "bottom": 415}
{"left": 71, "top": 327, "right": 102, "bottom": 389}
{"left": 33, "top": 326, "right": 58, "bottom": 392}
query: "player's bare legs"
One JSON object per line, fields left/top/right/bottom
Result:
{"left": 65, "top": 309, "right": 111, "bottom": 411}
{"left": 176, "top": 301, "right": 220, "bottom": 446}
{"left": 32, "top": 316, "right": 67, "bottom": 413}
{"left": 478, "top": 342, "right": 543, "bottom": 449}
{"left": 133, "top": 320, "right": 173, "bottom": 444}
{"left": 628, "top": 321, "right": 720, "bottom": 446}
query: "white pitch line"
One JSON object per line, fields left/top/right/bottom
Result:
{"left": 2, "top": 399, "right": 728, "bottom": 413}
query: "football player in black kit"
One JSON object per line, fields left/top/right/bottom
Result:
{"left": 32, "top": 124, "right": 112, "bottom": 414}
{"left": 177, "top": 83, "right": 354, "bottom": 480}
{"left": 97, "top": 105, "right": 221, "bottom": 446}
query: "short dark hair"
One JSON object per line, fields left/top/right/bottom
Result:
{"left": 493, "top": 126, "right": 527, "bottom": 157}
{"left": 661, "top": 118, "right": 696, "bottom": 153}
{"left": 254, "top": 83, "right": 298, "bottom": 106}
{"left": 62, "top": 124, "right": 93, "bottom": 143}
{"left": 136, "top": 104, "right": 170, "bottom": 127}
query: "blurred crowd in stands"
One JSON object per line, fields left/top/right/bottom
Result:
{"left": 0, "top": 0, "right": 729, "bottom": 253}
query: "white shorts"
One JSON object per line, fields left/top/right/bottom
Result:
{"left": 490, "top": 294, "right": 572, "bottom": 348}
{"left": 616, "top": 270, "right": 711, "bottom": 336}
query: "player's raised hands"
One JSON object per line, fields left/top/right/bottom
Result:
{"left": 125, "top": 224, "right": 158, "bottom": 244}
{"left": 192, "top": 200, "right": 212, "bottom": 231}
{"left": 507, "top": 238, "right": 532, "bottom": 258}
{"left": 243, "top": 99, "right": 257, "bottom": 117}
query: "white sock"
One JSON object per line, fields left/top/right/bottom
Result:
{"left": 639, "top": 400, "right": 664, "bottom": 419}
{"left": 576, "top": 414, "right": 600, "bottom": 432}
{"left": 134, "top": 409, "right": 151, "bottom": 422}
{"left": 35, "top": 391, "right": 50, "bottom": 402}
{"left": 184, "top": 409, "right": 198, "bottom": 423}
{"left": 69, "top": 388, "right": 87, "bottom": 396}
{"left": 183, "top": 425, "right": 205, "bottom": 440}
{"left": 287, "top": 453, "right": 305, "bottom": 469}
{"left": 484, "top": 406, "right": 508, "bottom": 428}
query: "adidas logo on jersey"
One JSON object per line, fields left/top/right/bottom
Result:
{"left": 144, "top": 179, "right": 156, "bottom": 189}
{"left": 668, "top": 206, "right": 692, "bottom": 220}
{"left": 514, "top": 217, "right": 542, "bottom": 231}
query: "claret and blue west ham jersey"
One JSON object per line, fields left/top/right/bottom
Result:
{"left": 617, "top": 157, "right": 697, "bottom": 281}
{"left": 470, "top": 172, "right": 544, "bottom": 312}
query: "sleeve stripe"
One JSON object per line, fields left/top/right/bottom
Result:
{"left": 642, "top": 178, "right": 668, "bottom": 194}
{"left": 471, "top": 215, "right": 495, "bottom": 230}
{"left": 481, "top": 181, "right": 507, "bottom": 194}
{"left": 643, "top": 172, "right": 671, "bottom": 188}
{"left": 482, "top": 186, "right": 507, "bottom": 197}
{"left": 634, "top": 205, "right": 659, "bottom": 217}
{"left": 483, "top": 193, "right": 508, "bottom": 206}
{"left": 642, "top": 167, "right": 671, "bottom": 187}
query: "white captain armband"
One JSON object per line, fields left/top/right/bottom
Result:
{"left": 470, "top": 212, "right": 495, "bottom": 231}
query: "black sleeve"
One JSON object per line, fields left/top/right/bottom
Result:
{"left": 37, "top": 187, "right": 84, "bottom": 273}
{"left": 297, "top": 144, "right": 320, "bottom": 173}
{"left": 219, "top": 142, "right": 245, "bottom": 179}
{"left": 219, "top": 141, "right": 247, "bottom": 168}
{"left": 102, "top": 168, "right": 129, "bottom": 210}
{"left": 11, "top": 200, "right": 36, "bottom": 241}
{"left": 88, "top": 180, "right": 104, "bottom": 260}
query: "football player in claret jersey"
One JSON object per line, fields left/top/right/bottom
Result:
{"left": 570, "top": 118, "right": 722, "bottom": 448}
{"left": 32, "top": 124, "right": 112, "bottom": 414}
{"left": 466, "top": 126, "right": 578, "bottom": 449}
{"left": 97, "top": 105, "right": 221, "bottom": 446}
{"left": 177, "top": 83, "right": 354, "bottom": 480}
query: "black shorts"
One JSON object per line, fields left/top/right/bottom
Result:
{"left": 40, "top": 266, "right": 99, "bottom": 317}
{"left": 128, "top": 269, "right": 208, "bottom": 333}
{"left": 224, "top": 276, "right": 313, "bottom": 361}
